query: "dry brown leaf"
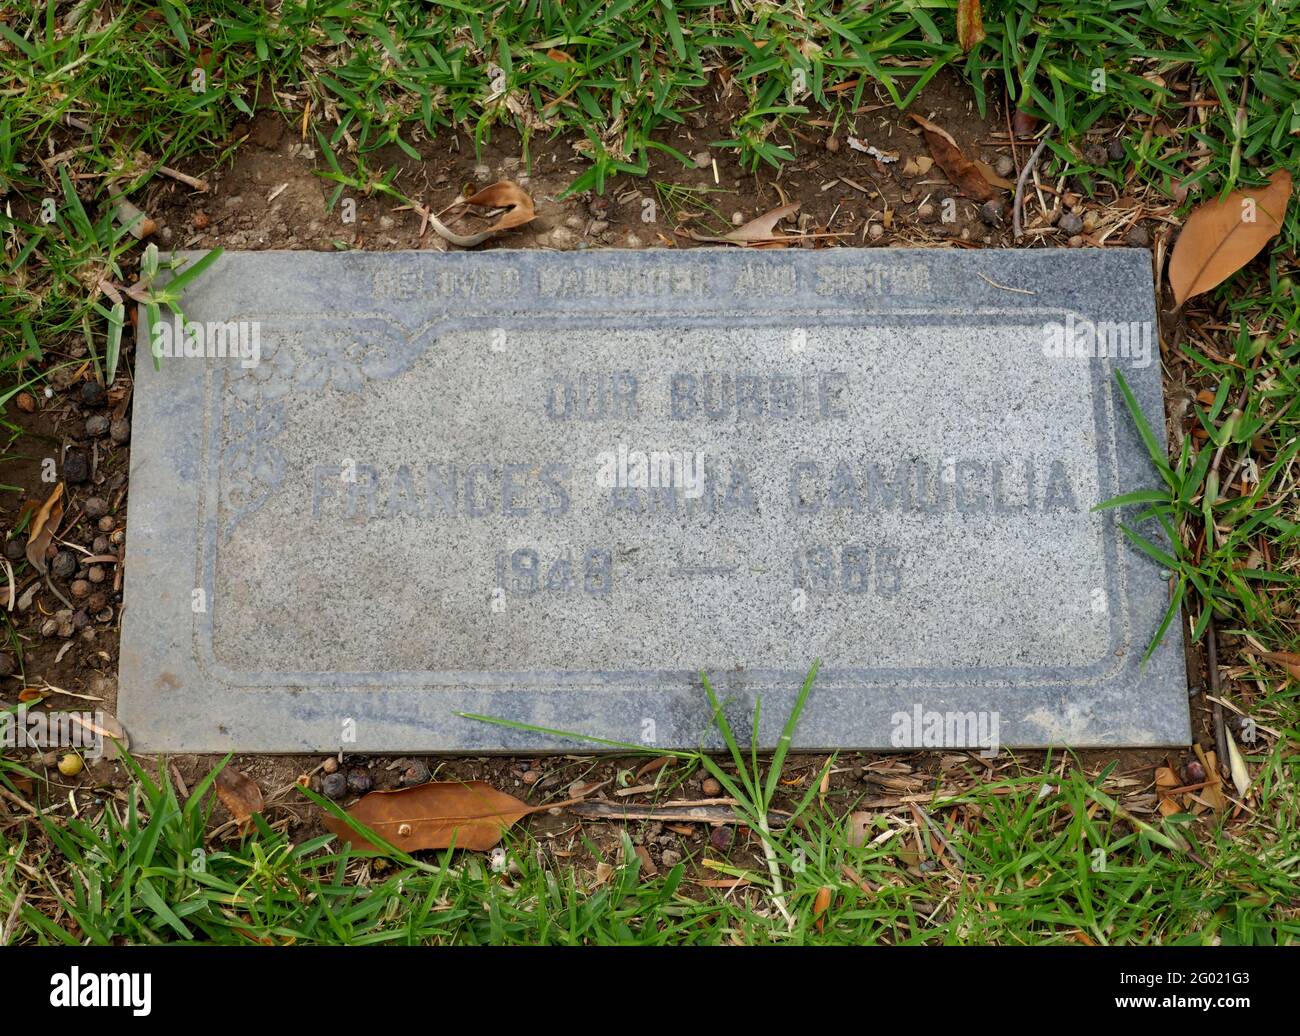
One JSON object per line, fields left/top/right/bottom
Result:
{"left": 973, "top": 159, "right": 1014, "bottom": 191}
{"left": 813, "top": 886, "right": 833, "bottom": 932}
{"left": 847, "top": 810, "right": 873, "bottom": 848}
{"left": 429, "top": 181, "right": 536, "bottom": 248}
{"left": 1257, "top": 649, "right": 1300, "bottom": 681}
{"left": 322, "top": 780, "right": 538, "bottom": 852}
{"left": 1012, "top": 109, "right": 1040, "bottom": 137}
{"left": 688, "top": 201, "right": 802, "bottom": 245}
{"left": 215, "top": 765, "right": 264, "bottom": 828}
{"left": 956, "top": 0, "right": 986, "bottom": 52}
{"left": 1167, "top": 170, "right": 1292, "bottom": 305}
{"left": 1157, "top": 797, "right": 1182, "bottom": 818}
{"left": 721, "top": 201, "right": 801, "bottom": 243}
{"left": 567, "top": 778, "right": 609, "bottom": 799}
{"left": 909, "top": 114, "right": 996, "bottom": 201}
{"left": 25, "top": 482, "right": 64, "bottom": 572}
{"left": 1155, "top": 765, "right": 1182, "bottom": 815}
{"left": 546, "top": 48, "right": 571, "bottom": 62}
{"left": 1193, "top": 745, "right": 1228, "bottom": 812}
{"left": 636, "top": 755, "right": 672, "bottom": 780}
{"left": 1225, "top": 731, "right": 1251, "bottom": 798}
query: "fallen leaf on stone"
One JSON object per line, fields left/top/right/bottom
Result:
{"left": 215, "top": 765, "right": 264, "bottom": 830}
{"left": 1167, "top": 170, "right": 1291, "bottom": 305}
{"left": 956, "top": 0, "right": 986, "bottom": 51}
{"left": 322, "top": 780, "right": 553, "bottom": 852}
{"left": 427, "top": 181, "right": 536, "bottom": 248}
{"left": 909, "top": 114, "right": 996, "bottom": 201}
{"left": 687, "top": 201, "right": 802, "bottom": 245}
{"left": 25, "top": 482, "right": 64, "bottom": 572}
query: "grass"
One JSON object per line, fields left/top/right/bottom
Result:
{"left": 3, "top": 1, "right": 1296, "bottom": 381}
{"left": 4, "top": 679, "right": 1297, "bottom": 945}
{"left": 0, "top": 0, "right": 1298, "bottom": 945}
{"left": 1101, "top": 354, "right": 1300, "bottom": 662}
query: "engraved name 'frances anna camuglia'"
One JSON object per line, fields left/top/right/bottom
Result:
{"left": 313, "top": 369, "right": 1080, "bottom": 527}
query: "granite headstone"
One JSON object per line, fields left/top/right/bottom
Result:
{"left": 118, "top": 248, "right": 1189, "bottom": 752}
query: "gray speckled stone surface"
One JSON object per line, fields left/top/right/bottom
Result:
{"left": 119, "top": 248, "right": 1189, "bottom": 753}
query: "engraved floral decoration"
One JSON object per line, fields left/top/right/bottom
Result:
{"left": 220, "top": 317, "right": 433, "bottom": 541}
{"left": 231, "top": 331, "right": 298, "bottom": 404}
{"left": 294, "top": 331, "right": 371, "bottom": 394}
{"left": 221, "top": 399, "right": 286, "bottom": 543}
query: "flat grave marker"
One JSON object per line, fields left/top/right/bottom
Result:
{"left": 119, "top": 247, "right": 1189, "bottom": 752}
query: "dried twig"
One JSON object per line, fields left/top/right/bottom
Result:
{"left": 0, "top": 890, "right": 25, "bottom": 947}
{"left": 0, "top": 785, "right": 39, "bottom": 818}
{"left": 1207, "top": 620, "right": 1229, "bottom": 773}
{"left": 567, "top": 799, "right": 790, "bottom": 827}
{"left": 155, "top": 165, "right": 209, "bottom": 192}
{"left": 44, "top": 573, "right": 73, "bottom": 611}
{"left": 1013, "top": 129, "right": 1054, "bottom": 240}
